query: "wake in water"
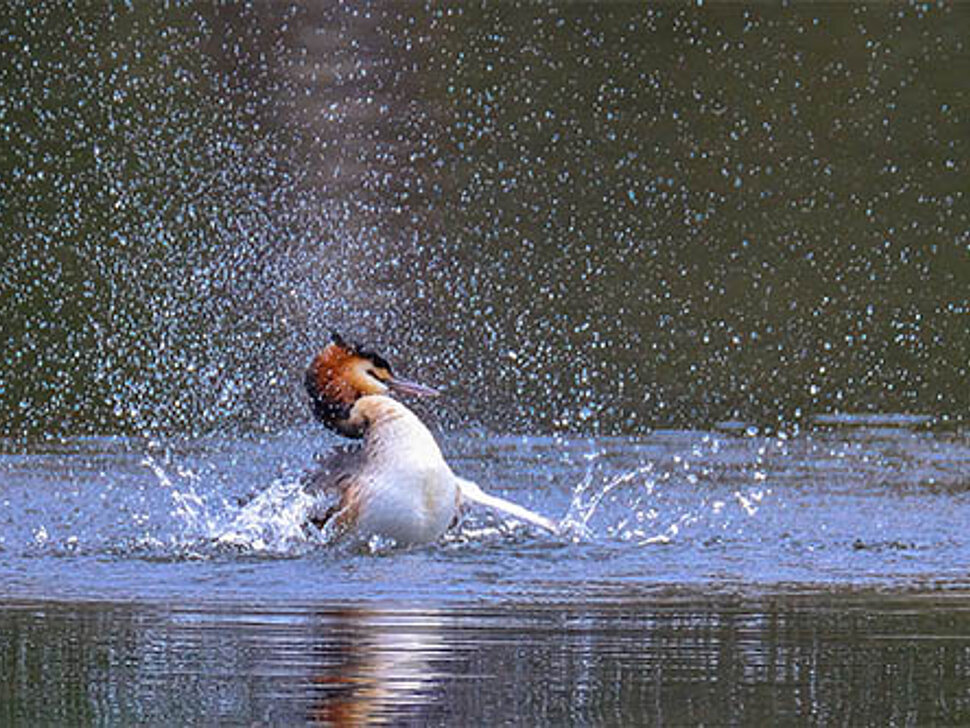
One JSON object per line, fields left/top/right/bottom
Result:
{"left": 5, "top": 427, "right": 967, "bottom": 598}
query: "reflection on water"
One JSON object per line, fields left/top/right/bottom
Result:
{"left": 2, "top": 595, "right": 969, "bottom": 725}
{"left": 304, "top": 610, "right": 449, "bottom": 726}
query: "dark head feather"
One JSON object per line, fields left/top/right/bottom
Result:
{"left": 331, "top": 331, "right": 393, "bottom": 374}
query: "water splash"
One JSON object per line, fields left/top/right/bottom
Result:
{"left": 141, "top": 448, "right": 324, "bottom": 556}
{"left": 556, "top": 435, "right": 777, "bottom": 548}
{"left": 561, "top": 462, "right": 656, "bottom": 541}
{"left": 143, "top": 442, "right": 565, "bottom": 558}
{"left": 4, "top": 5, "right": 966, "bottom": 442}
{"left": 214, "top": 477, "right": 320, "bottom": 554}
{"left": 141, "top": 452, "right": 227, "bottom": 547}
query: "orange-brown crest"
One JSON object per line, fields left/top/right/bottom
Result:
{"left": 305, "top": 333, "right": 394, "bottom": 436}
{"left": 306, "top": 332, "right": 439, "bottom": 437}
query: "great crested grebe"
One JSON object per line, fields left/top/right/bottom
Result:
{"left": 303, "top": 333, "right": 557, "bottom": 546}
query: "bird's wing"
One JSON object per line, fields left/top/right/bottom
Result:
{"left": 301, "top": 445, "right": 367, "bottom": 531}
{"left": 302, "top": 444, "right": 365, "bottom": 496}
{"left": 455, "top": 477, "right": 559, "bottom": 534}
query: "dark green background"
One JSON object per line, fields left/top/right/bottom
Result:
{"left": 2, "top": 3, "right": 967, "bottom": 437}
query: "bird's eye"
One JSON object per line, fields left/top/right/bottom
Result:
{"left": 367, "top": 368, "right": 388, "bottom": 382}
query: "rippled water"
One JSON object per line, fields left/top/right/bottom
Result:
{"left": 5, "top": 593, "right": 970, "bottom": 725}
{"left": 3, "top": 423, "right": 970, "bottom": 723}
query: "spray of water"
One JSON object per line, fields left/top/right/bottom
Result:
{"left": 561, "top": 463, "right": 656, "bottom": 541}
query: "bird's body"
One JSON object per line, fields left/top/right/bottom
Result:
{"left": 303, "top": 333, "right": 557, "bottom": 546}
{"left": 308, "top": 395, "right": 459, "bottom": 545}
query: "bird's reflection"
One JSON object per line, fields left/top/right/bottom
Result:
{"left": 305, "top": 607, "right": 451, "bottom": 726}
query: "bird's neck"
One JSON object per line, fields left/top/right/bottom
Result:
{"left": 352, "top": 396, "right": 444, "bottom": 464}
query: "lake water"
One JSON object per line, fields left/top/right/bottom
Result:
{"left": 2, "top": 2, "right": 969, "bottom": 725}
{"left": 3, "top": 423, "right": 969, "bottom": 724}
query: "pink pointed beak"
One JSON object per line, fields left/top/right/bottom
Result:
{"left": 388, "top": 377, "right": 441, "bottom": 398}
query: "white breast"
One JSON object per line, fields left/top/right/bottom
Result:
{"left": 350, "top": 396, "right": 459, "bottom": 545}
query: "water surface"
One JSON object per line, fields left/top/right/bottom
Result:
{"left": 4, "top": 592, "right": 970, "bottom": 726}
{"left": 2, "top": 425, "right": 969, "bottom": 724}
